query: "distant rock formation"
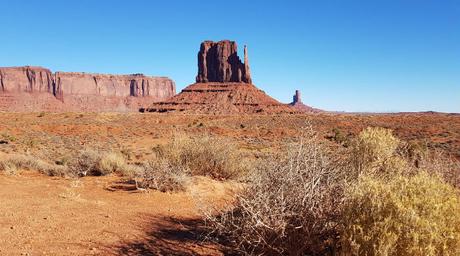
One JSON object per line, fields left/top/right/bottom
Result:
{"left": 292, "top": 90, "right": 302, "bottom": 104}
{"left": 196, "top": 40, "right": 252, "bottom": 83}
{"left": 0, "top": 66, "right": 175, "bottom": 112}
{"left": 290, "top": 89, "right": 321, "bottom": 112}
{"left": 144, "top": 40, "right": 299, "bottom": 114}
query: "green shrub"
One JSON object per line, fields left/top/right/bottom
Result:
{"left": 340, "top": 172, "right": 460, "bottom": 256}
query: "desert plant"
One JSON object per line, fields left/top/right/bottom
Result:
{"left": 0, "top": 158, "right": 18, "bottom": 175}
{"left": 69, "top": 149, "right": 102, "bottom": 176}
{"left": 0, "top": 154, "right": 67, "bottom": 176}
{"left": 332, "top": 127, "right": 347, "bottom": 144}
{"left": 203, "top": 129, "right": 343, "bottom": 255}
{"left": 411, "top": 149, "right": 460, "bottom": 189}
{"left": 340, "top": 172, "right": 460, "bottom": 256}
{"left": 99, "top": 152, "right": 126, "bottom": 174}
{"left": 123, "top": 158, "right": 188, "bottom": 192}
{"left": 155, "top": 134, "right": 247, "bottom": 180}
{"left": 350, "top": 127, "right": 402, "bottom": 178}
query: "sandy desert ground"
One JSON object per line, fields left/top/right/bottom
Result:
{"left": 0, "top": 112, "right": 459, "bottom": 255}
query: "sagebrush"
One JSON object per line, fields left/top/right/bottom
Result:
{"left": 340, "top": 172, "right": 460, "bottom": 256}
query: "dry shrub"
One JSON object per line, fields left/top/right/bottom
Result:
{"left": 69, "top": 149, "right": 102, "bottom": 176}
{"left": 203, "top": 126, "right": 460, "bottom": 255}
{"left": 129, "top": 158, "right": 188, "bottom": 192}
{"left": 407, "top": 147, "right": 460, "bottom": 189}
{"left": 99, "top": 152, "right": 126, "bottom": 174}
{"left": 0, "top": 158, "right": 19, "bottom": 175}
{"left": 69, "top": 150, "right": 127, "bottom": 176}
{"left": 351, "top": 127, "right": 460, "bottom": 188}
{"left": 340, "top": 172, "right": 460, "bottom": 256}
{"left": 204, "top": 129, "right": 342, "bottom": 255}
{"left": 0, "top": 154, "right": 66, "bottom": 176}
{"left": 351, "top": 127, "right": 400, "bottom": 177}
{"left": 155, "top": 134, "right": 247, "bottom": 180}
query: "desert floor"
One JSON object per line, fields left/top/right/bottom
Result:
{"left": 0, "top": 112, "right": 459, "bottom": 255}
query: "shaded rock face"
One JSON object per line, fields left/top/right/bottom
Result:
{"left": 196, "top": 40, "right": 252, "bottom": 84}
{"left": 0, "top": 66, "right": 175, "bottom": 112}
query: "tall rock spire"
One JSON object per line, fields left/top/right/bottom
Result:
{"left": 244, "top": 45, "right": 252, "bottom": 84}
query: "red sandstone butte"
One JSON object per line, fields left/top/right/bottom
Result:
{"left": 196, "top": 40, "right": 252, "bottom": 84}
{"left": 144, "top": 40, "right": 303, "bottom": 114}
{"left": 0, "top": 66, "right": 175, "bottom": 112}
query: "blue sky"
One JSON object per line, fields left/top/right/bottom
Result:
{"left": 0, "top": 0, "right": 459, "bottom": 112}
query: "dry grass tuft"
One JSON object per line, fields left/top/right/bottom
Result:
{"left": 69, "top": 150, "right": 127, "bottom": 176}
{"left": 154, "top": 133, "right": 247, "bottom": 180}
{"left": 131, "top": 158, "right": 188, "bottom": 192}
{"left": 0, "top": 154, "right": 67, "bottom": 176}
{"left": 98, "top": 152, "right": 127, "bottom": 174}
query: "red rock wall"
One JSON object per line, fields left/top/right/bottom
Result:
{"left": 0, "top": 66, "right": 176, "bottom": 112}
{"left": 196, "top": 40, "right": 252, "bottom": 83}
{"left": 0, "top": 66, "right": 55, "bottom": 94}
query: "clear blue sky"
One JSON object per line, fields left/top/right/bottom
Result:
{"left": 1, "top": 0, "right": 459, "bottom": 112}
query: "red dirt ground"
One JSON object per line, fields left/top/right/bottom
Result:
{"left": 0, "top": 172, "right": 237, "bottom": 255}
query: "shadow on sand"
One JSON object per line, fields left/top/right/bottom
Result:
{"left": 101, "top": 215, "right": 230, "bottom": 256}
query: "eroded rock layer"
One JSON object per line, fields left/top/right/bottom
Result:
{"left": 0, "top": 66, "right": 175, "bottom": 112}
{"left": 142, "top": 82, "right": 298, "bottom": 114}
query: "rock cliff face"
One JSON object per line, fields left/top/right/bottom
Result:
{"left": 0, "top": 66, "right": 175, "bottom": 112}
{"left": 196, "top": 40, "right": 252, "bottom": 83}
{"left": 54, "top": 72, "right": 175, "bottom": 100}
{"left": 0, "top": 66, "right": 55, "bottom": 94}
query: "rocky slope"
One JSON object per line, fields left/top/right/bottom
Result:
{"left": 0, "top": 66, "right": 175, "bottom": 112}
{"left": 142, "top": 82, "right": 296, "bottom": 114}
